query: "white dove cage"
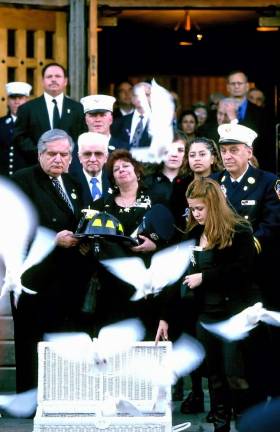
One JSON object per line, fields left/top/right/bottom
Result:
{"left": 33, "top": 341, "right": 173, "bottom": 432}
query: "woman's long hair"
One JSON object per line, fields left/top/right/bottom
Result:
{"left": 186, "top": 177, "right": 250, "bottom": 249}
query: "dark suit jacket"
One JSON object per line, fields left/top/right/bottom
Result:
{"left": 109, "top": 135, "right": 129, "bottom": 151}
{"left": 12, "top": 165, "right": 91, "bottom": 305}
{"left": 0, "top": 114, "right": 26, "bottom": 176}
{"left": 13, "top": 94, "right": 87, "bottom": 172}
{"left": 111, "top": 112, "right": 151, "bottom": 148}
{"left": 212, "top": 165, "right": 280, "bottom": 306}
{"left": 12, "top": 164, "right": 82, "bottom": 231}
{"left": 241, "top": 100, "right": 273, "bottom": 171}
{"left": 11, "top": 165, "right": 93, "bottom": 391}
{"left": 212, "top": 165, "right": 280, "bottom": 248}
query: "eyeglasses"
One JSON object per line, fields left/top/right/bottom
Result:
{"left": 228, "top": 82, "right": 247, "bottom": 87}
{"left": 81, "top": 151, "right": 105, "bottom": 158}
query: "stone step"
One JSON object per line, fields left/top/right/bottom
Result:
{"left": 0, "top": 366, "right": 16, "bottom": 392}
{"left": 0, "top": 292, "right": 12, "bottom": 315}
{"left": 0, "top": 316, "right": 14, "bottom": 340}
{"left": 0, "top": 341, "right": 15, "bottom": 366}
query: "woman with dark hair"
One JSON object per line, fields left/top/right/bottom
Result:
{"left": 187, "top": 137, "right": 223, "bottom": 177}
{"left": 144, "top": 129, "right": 189, "bottom": 209}
{"left": 179, "top": 110, "right": 200, "bottom": 145}
{"left": 170, "top": 136, "right": 223, "bottom": 233}
{"left": 171, "top": 138, "right": 222, "bottom": 411}
{"left": 101, "top": 149, "right": 156, "bottom": 251}
{"left": 156, "top": 178, "right": 260, "bottom": 432}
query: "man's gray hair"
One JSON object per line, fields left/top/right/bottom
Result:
{"left": 37, "top": 129, "right": 75, "bottom": 154}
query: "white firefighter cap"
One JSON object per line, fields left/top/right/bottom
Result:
{"left": 78, "top": 132, "right": 109, "bottom": 153}
{"left": 6, "top": 81, "right": 32, "bottom": 96}
{"left": 218, "top": 123, "right": 258, "bottom": 147}
{"left": 80, "top": 94, "right": 116, "bottom": 114}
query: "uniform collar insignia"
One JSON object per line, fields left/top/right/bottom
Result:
{"left": 275, "top": 179, "right": 280, "bottom": 200}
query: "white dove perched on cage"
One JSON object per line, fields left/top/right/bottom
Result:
{"left": 44, "top": 323, "right": 204, "bottom": 418}
{"left": 101, "top": 240, "right": 194, "bottom": 301}
{"left": 44, "top": 318, "right": 146, "bottom": 368}
{"left": 201, "top": 302, "right": 280, "bottom": 341}
{"left": 130, "top": 78, "right": 175, "bottom": 164}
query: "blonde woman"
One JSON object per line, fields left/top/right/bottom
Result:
{"left": 156, "top": 178, "right": 260, "bottom": 432}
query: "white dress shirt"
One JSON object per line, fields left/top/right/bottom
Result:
{"left": 44, "top": 92, "right": 64, "bottom": 128}
{"left": 83, "top": 170, "right": 103, "bottom": 196}
{"left": 129, "top": 110, "right": 148, "bottom": 144}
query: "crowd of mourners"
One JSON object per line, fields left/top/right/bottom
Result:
{"left": 0, "top": 63, "right": 280, "bottom": 432}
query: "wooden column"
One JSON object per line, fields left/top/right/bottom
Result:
{"left": 69, "top": 0, "right": 86, "bottom": 101}
{"left": 88, "top": 0, "right": 98, "bottom": 94}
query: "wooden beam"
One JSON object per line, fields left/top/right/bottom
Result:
{"left": 98, "top": 16, "right": 118, "bottom": 26}
{"left": 69, "top": 0, "right": 86, "bottom": 101}
{"left": 98, "top": 0, "right": 280, "bottom": 9}
{"left": 0, "top": 0, "right": 68, "bottom": 6}
{"left": 97, "top": 0, "right": 280, "bottom": 8}
{"left": 88, "top": 0, "right": 98, "bottom": 94}
{"left": 0, "top": 7, "right": 57, "bottom": 31}
{"left": 55, "top": 12, "right": 67, "bottom": 68}
{"left": 109, "top": 0, "right": 280, "bottom": 6}
{"left": 2, "top": 0, "right": 279, "bottom": 8}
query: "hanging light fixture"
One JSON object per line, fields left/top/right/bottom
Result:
{"left": 175, "top": 11, "right": 203, "bottom": 46}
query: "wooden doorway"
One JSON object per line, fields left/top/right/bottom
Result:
{"left": 0, "top": 7, "right": 67, "bottom": 117}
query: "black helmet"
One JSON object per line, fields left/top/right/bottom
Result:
{"left": 75, "top": 209, "right": 137, "bottom": 245}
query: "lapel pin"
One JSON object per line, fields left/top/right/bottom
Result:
{"left": 221, "top": 185, "right": 227, "bottom": 197}
{"left": 247, "top": 177, "right": 255, "bottom": 184}
{"left": 221, "top": 175, "right": 226, "bottom": 182}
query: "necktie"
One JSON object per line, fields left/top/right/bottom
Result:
{"left": 90, "top": 177, "right": 101, "bottom": 201}
{"left": 52, "top": 178, "right": 73, "bottom": 211}
{"left": 237, "top": 105, "right": 243, "bottom": 122}
{"left": 52, "top": 99, "right": 60, "bottom": 129}
{"left": 131, "top": 115, "right": 144, "bottom": 147}
{"left": 232, "top": 181, "right": 239, "bottom": 189}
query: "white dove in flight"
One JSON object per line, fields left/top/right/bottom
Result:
{"left": 44, "top": 318, "right": 145, "bottom": 369}
{"left": 0, "top": 388, "right": 37, "bottom": 418}
{"left": 131, "top": 78, "right": 175, "bottom": 164}
{"left": 0, "top": 178, "right": 56, "bottom": 306}
{"left": 0, "top": 177, "right": 37, "bottom": 295}
{"left": 101, "top": 240, "right": 194, "bottom": 301}
{"left": 123, "top": 333, "right": 205, "bottom": 388}
{"left": 0, "top": 179, "right": 56, "bottom": 302}
{"left": 201, "top": 302, "right": 280, "bottom": 341}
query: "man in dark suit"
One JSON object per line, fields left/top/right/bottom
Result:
{"left": 12, "top": 129, "right": 91, "bottom": 395}
{"left": 76, "top": 131, "right": 111, "bottom": 207}
{"left": 0, "top": 81, "right": 32, "bottom": 176}
{"left": 12, "top": 62, "right": 86, "bottom": 174}
{"left": 111, "top": 82, "right": 152, "bottom": 149}
{"left": 80, "top": 93, "right": 128, "bottom": 151}
{"left": 113, "top": 80, "right": 134, "bottom": 119}
{"left": 226, "top": 70, "right": 272, "bottom": 170}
